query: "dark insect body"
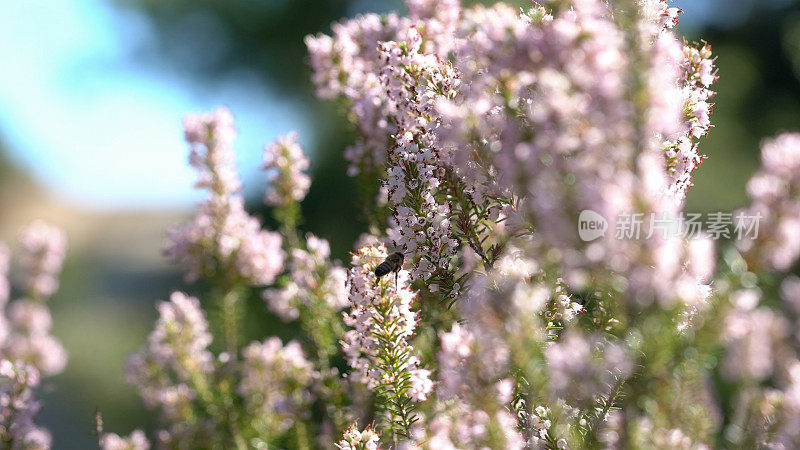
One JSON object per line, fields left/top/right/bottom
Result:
{"left": 375, "top": 252, "right": 404, "bottom": 277}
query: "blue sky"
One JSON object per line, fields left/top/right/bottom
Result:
{"left": 0, "top": 0, "right": 309, "bottom": 209}
{"left": 0, "top": 0, "right": 789, "bottom": 210}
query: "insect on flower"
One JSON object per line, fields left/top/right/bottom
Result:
{"left": 375, "top": 251, "right": 404, "bottom": 289}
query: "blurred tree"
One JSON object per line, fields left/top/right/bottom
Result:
{"left": 682, "top": 1, "right": 800, "bottom": 212}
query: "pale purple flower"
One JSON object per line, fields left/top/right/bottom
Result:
{"left": 0, "top": 244, "right": 9, "bottom": 307}
{"left": 126, "top": 292, "right": 213, "bottom": 415}
{"left": 263, "top": 132, "right": 312, "bottom": 208}
{"left": 433, "top": 320, "right": 524, "bottom": 449}
{"left": 336, "top": 423, "right": 381, "bottom": 450}
{"left": 781, "top": 276, "right": 800, "bottom": 317}
{"left": 233, "top": 218, "right": 284, "bottom": 285}
{"left": 183, "top": 107, "right": 241, "bottom": 196}
{"left": 17, "top": 221, "right": 67, "bottom": 300}
{"left": 263, "top": 234, "right": 348, "bottom": 321}
{"left": 7, "top": 302, "right": 52, "bottom": 335}
{"left": 166, "top": 108, "right": 285, "bottom": 284}
{"left": 0, "top": 224, "right": 69, "bottom": 377}
{"left": 342, "top": 244, "right": 432, "bottom": 422}
{"left": 722, "top": 290, "right": 789, "bottom": 381}
{"left": 749, "top": 360, "right": 800, "bottom": 447}
{"left": 0, "top": 360, "right": 51, "bottom": 449}
{"left": 631, "top": 417, "right": 705, "bottom": 449}
{"left": 100, "top": 430, "right": 151, "bottom": 450}
{"left": 2, "top": 333, "right": 67, "bottom": 377}
{"left": 737, "top": 133, "right": 800, "bottom": 272}
{"left": 239, "top": 337, "right": 314, "bottom": 434}
{"left": 544, "top": 331, "right": 632, "bottom": 404}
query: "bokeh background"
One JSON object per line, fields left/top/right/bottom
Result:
{"left": 0, "top": 0, "right": 799, "bottom": 446}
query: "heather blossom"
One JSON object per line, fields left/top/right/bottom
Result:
{"left": 430, "top": 322, "right": 524, "bottom": 449}
{"left": 2, "top": 222, "right": 67, "bottom": 377}
{"left": 0, "top": 360, "right": 50, "bottom": 449}
{"left": 125, "top": 292, "right": 214, "bottom": 429}
{"left": 238, "top": 337, "right": 314, "bottom": 438}
{"left": 83, "top": 0, "right": 800, "bottom": 448}
{"left": 341, "top": 243, "right": 432, "bottom": 437}
{"left": 165, "top": 107, "right": 284, "bottom": 285}
{"left": 99, "top": 430, "right": 150, "bottom": 450}
{"left": 781, "top": 275, "right": 800, "bottom": 317}
{"left": 263, "top": 234, "right": 348, "bottom": 322}
{"left": 306, "top": 0, "right": 717, "bottom": 311}
{"left": 0, "top": 245, "right": 9, "bottom": 308}
{"left": 736, "top": 133, "right": 800, "bottom": 272}
{"left": 335, "top": 423, "right": 381, "bottom": 450}
{"left": 544, "top": 332, "right": 633, "bottom": 405}
{"left": 16, "top": 221, "right": 67, "bottom": 301}
{"left": 721, "top": 289, "right": 789, "bottom": 381}
{"left": 263, "top": 132, "right": 312, "bottom": 209}
{"left": 0, "top": 222, "right": 68, "bottom": 449}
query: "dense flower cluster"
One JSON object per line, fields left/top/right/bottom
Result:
{"left": 99, "top": 430, "right": 150, "bottom": 450}
{"left": 263, "top": 132, "right": 312, "bottom": 209}
{"left": 335, "top": 423, "right": 380, "bottom": 450}
{"left": 165, "top": 107, "right": 284, "bottom": 285}
{"left": 430, "top": 322, "right": 524, "bottom": 449}
{"left": 263, "top": 234, "right": 347, "bottom": 322}
{"left": 722, "top": 289, "right": 788, "bottom": 381}
{"left": 663, "top": 41, "right": 717, "bottom": 198}
{"left": 122, "top": 291, "right": 318, "bottom": 448}
{"left": 0, "top": 222, "right": 67, "bottom": 449}
{"left": 0, "top": 361, "right": 50, "bottom": 449}
{"left": 16, "top": 221, "right": 67, "bottom": 300}
{"left": 307, "top": 0, "right": 717, "bottom": 312}
{"left": 86, "top": 1, "right": 800, "bottom": 449}
{"left": 124, "top": 292, "right": 211, "bottom": 446}
{"left": 737, "top": 133, "right": 800, "bottom": 272}
{"left": 341, "top": 244, "right": 432, "bottom": 435}
{"left": 0, "top": 222, "right": 67, "bottom": 377}
{"left": 545, "top": 332, "right": 632, "bottom": 404}
{"left": 380, "top": 28, "right": 461, "bottom": 290}
{"left": 239, "top": 337, "right": 314, "bottom": 436}
{"left": 109, "top": 110, "right": 341, "bottom": 449}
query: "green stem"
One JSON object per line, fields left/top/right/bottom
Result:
{"left": 220, "top": 289, "right": 242, "bottom": 358}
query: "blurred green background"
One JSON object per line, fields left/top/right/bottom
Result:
{"left": 1, "top": 0, "right": 799, "bottom": 447}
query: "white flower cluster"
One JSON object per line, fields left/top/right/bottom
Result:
{"left": 341, "top": 244, "right": 433, "bottom": 431}
{"left": 379, "top": 29, "right": 461, "bottom": 288}
{"left": 100, "top": 430, "right": 150, "bottom": 450}
{"left": 336, "top": 423, "right": 381, "bottom": 450}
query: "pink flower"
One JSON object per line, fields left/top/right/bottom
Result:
{"left": 100, "top": 430, "right": 151, "bottom": 450}
{"left": 18, "top": 221, "right": 67, "bottom": 299}
{"left": 263, "top": 132, "right": 312, "bottom": 208}
{"left": 166, "top": 108, "right": 285, "bottom": 284}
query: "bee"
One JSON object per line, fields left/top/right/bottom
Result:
{"left": 375, "top": 251, "right": 404, "bottom": 288}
